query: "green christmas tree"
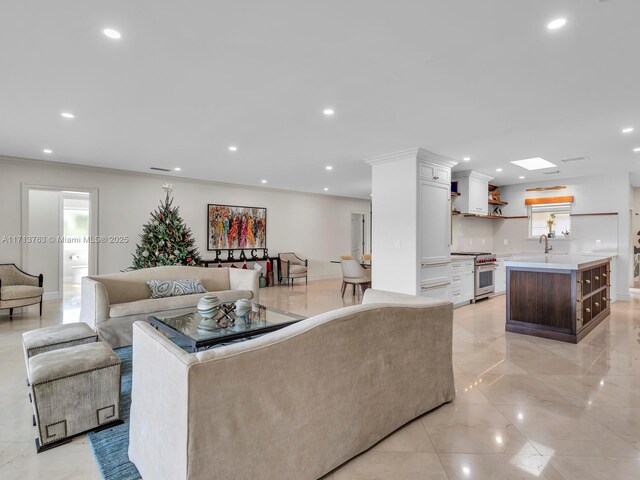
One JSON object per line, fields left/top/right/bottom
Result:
{"left": 131, "top": 186, "right": 201, "bottom": 269}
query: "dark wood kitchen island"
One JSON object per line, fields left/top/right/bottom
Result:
{"left": 505, "top": 255, "right": 612, "bottom": 344}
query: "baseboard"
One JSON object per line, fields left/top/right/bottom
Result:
{"left": 615, "top": 293, "right": 631, "bottom": 302}
{"left": 308, "top": 273, "right": 341, "bottom": 281}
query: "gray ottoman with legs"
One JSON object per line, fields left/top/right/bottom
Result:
{"left": 29, "top": 342, "right": 122, "bottom": 452}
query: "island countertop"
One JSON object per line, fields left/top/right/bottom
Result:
{"left": 504, "top": 254, "right": 613, "bottom": 271}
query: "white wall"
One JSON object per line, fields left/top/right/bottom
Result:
{"left": 452, "top": 215, "right": 494, "bottom": 253}
{"left": 26, "top": 189, "right": 60, "bottom": 294}
{"left": 370, "top": 156, "right": 418, "bottom": 294}
{"left": 492, "top": 173, "right": 632, "bottom": 298}
{"left": 0, "top": 156, "right": 371, "bottom": 281}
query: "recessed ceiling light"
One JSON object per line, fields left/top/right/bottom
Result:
{"left": 510, "top": 157, "right": 557, "bottom": 170}
{"left": 496, "top": 168, "right": 503, "bottom": 172}
{"left": 323, "top": 108, "right": 335, "bottom": 116}
{"left": 325, "top": 165, "right": 333, "bottom": 171}
{"left": 519, "top": 176, "right": 525, "bottom": 179}
{"left": 174, "top": 167, "right": 181, "bottom": 171}
{"left": 547, "top": 18, "right": 567, "bottom": 30}
{"left": 622, "top": 127, "right": 634, "bottom": 134}
{"left": 463, "top": 157, "right": 471, "bottom": 162}
{"left": 261, "top": 179, "right": 267, "bottom": 184}
{"left": 43, "top": 148, "right": 53, "bottom": 154}
{"left": 103, "top": 28, "right": 122, "bottom": 40}
{"left": 228, "top": 145, "right": 238, "bottom": 152}
{"left": 634, "top": 147, "right": 640, "bottom": 152}
{"left": 60, "top": 112, "right": 75, "bottom": 119}
{"left": 323, "top": 187, "right": 329, "bottom": 191}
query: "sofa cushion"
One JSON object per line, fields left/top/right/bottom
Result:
{"left": 145, "top": 279, "right": 206, "bottom": 299}
{"left": 1, "top": 285, "right": 44, "bottom": 300}
{"left": 109, "top": 290, "right": 254, "bottom": 318}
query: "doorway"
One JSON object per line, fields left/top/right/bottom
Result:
{"left": 351, "top": 213, "right": 366, "bottom": 259}
{"left": 61, "top": 192, "right": 90, "bottom": 305}
{"left": 22, "top": 185, "right": 97, "bottom": 321}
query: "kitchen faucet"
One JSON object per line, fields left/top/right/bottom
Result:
{"left": 539, "top": 234, "right": 552, "bottom": 254}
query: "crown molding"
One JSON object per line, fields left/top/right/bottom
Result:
{"left": 365, "top": 147, "right": 457, "bottom": 168}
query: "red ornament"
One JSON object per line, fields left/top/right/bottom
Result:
{"left": 186, "top": 257, "right": 192, "bottom": 263}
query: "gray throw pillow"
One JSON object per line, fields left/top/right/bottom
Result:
{"left": 146, "top": 279, "right": 207, "bottom": 299}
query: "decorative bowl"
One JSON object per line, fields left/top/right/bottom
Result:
{"left": 234, "top": 299, "right": 252, "bottom": 318}
{"left": 197, "top": 295, "right": 221, "bottom": 319}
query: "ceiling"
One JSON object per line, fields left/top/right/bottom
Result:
{"left": 1, "top": 0, "right": 639, "bottom": 199}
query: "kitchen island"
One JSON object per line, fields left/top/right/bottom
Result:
{"left": 504, "top": 254, "right": 612, "bottom": 343}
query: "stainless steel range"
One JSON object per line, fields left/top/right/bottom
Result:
{"left": 451, "top": 252, "right": 497, "bottom": 302}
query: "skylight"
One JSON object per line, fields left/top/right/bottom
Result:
{"left": 510, "top": 157, "right": 557, "bottom": 171}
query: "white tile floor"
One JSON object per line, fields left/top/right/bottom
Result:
{"left": 1, "top": 279, "right": 639, "bottom": 479}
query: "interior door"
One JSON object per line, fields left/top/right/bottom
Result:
{"left": 350, "top": 213, "right": 364, "bottom": 259}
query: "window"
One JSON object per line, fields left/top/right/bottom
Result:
{"left": 530, "top": 203, "right": 571, "bottom": 238}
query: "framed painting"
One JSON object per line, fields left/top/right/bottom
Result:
{"left": 207, "top": 204, "right": 267, "bottom": 250}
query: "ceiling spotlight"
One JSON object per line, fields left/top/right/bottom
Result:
{"left": 547, "top": 18, "right": 567, "bottom": 30}
{"left": 261, "top": 179, "right": 267, "bottom": 184}
{"left": 463, "top": 157, "right": 471, "bottom": 162}
{"left": 60, "top": 112, "right": 75, "bottom": 119}
{"left": 325, "top": 165, "right": 333, "bottom": 171}
{"left": 174, "top": 167, "right": 181, "bottom": 171}
{"left": 519, "top": 175, "right": 525, "bottom": 179}
{"left": 323, "top": 108, "right": 335, "bottom": 116}
{"left": 323, "top": 187, "right": 329, "bottom": 191}
{"left": 634, "top": 147, "right": 640, "bottom": 152}
{"left": 103, "top": 28, "right": 122, "bottom": 40}
{"left": 43, "top": 148, "right": 53, "bottom": 154}
{"left": 622, "top": 127, "right": 634, "bottom": 134}
{"left": 496, "top": 168, "right": 503, "bottom": 172}
{"left": 228, "top": 145, "right": 238, "bottom": 152}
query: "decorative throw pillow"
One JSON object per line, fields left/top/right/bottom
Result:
{"left": 146, "top": 279, "right": 207, "bottom": 299}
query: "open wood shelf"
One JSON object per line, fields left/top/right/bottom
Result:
{"left": 462, "top": 214, "right": 527, "bottom": 220}
{"left": 569, "top": 212, "right": 618, "bottom": 217}
{"left": 488, "top": 199, "right": 508, "bottom": 206}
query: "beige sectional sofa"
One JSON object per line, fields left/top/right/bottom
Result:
{"left": 128, "top": 289, "right": 454, "bottom": 480}
{"left": 80, "top": 266, "right": 259, "bottom": 348}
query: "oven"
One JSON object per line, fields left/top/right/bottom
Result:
{"left": 474, "top": 262, "right": 495, "bottom": 300}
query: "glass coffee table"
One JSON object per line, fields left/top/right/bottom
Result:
{"left": 148, "top": 303, "right": 306, "bottom": 352}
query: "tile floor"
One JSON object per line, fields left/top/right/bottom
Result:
{"left": 1, "top": 279, "right": 640, "bottom": 479}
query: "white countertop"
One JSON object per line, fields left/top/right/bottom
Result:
{"left": 504, "top": 254, "right": 613, "bottom": 270}
{"left": 451, "top": 255, "right": 475, "bottom": 262}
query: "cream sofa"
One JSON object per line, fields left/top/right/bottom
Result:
{"left": 80, "top": 266, "right": 259, "bottom": 348}
{"left": 128, "top": 289, "right": 454, "bottom": 480}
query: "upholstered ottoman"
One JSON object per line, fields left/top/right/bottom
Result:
{"left": 23, "top": 323, "right": 98, "bottom": 382}
{"left": 29, "top": 342, "right": 122, "bottom": 452}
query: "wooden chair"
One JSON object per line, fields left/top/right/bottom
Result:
{"left": 340, "top": 259, "right": 371, "bottom": 297}
{"left": 278, "top": 253, "right": 308, "bottom": 285}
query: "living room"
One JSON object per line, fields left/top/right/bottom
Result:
{"left": 2, "top": 2, "right": 640, "bottom": 480}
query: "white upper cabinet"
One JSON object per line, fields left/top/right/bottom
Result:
{"left": 452, "top": 170, "right": 494, "bottom": 216}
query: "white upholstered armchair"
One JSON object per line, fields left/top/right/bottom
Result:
{"left": 278, "top": 253, "right": 308, "bottom": 285}
{"left": 0, "top": 264, "right": 44, "bottom": 317}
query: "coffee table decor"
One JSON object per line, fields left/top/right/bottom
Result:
{"left": 234, "top": 298, "right": 252, "bottom": 318}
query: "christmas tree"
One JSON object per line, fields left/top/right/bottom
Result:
{"left": 131, "top": 184, "right": 201, "bottom": 269}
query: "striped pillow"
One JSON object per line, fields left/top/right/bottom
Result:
{"left": 145, "top": 279, "right": 207, "bottom": 299}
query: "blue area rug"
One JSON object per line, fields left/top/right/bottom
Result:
{"left": 87, "top": 346, "right": 141, "bottom": 480}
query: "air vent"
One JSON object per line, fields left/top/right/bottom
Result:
{"left": 560, "top": 156, "right": 588, "bottom": 163}
{"left": 543, "top": 170, "right": 560, "bottom": 175}
{"left": 150, "top": 167, "right": 171, "bottom": 172}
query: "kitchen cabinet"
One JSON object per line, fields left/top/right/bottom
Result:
{"left": 506, "top": 256, "right": 611, "bottom": 343}
{"left": 451, "top": 170, "right": 493, "bottom": 216}
{"left": 452, "top": 259, "right": 474, "bottom": 307}
{"left": 367, "top": 148, "right": 457, "bottom": 298}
